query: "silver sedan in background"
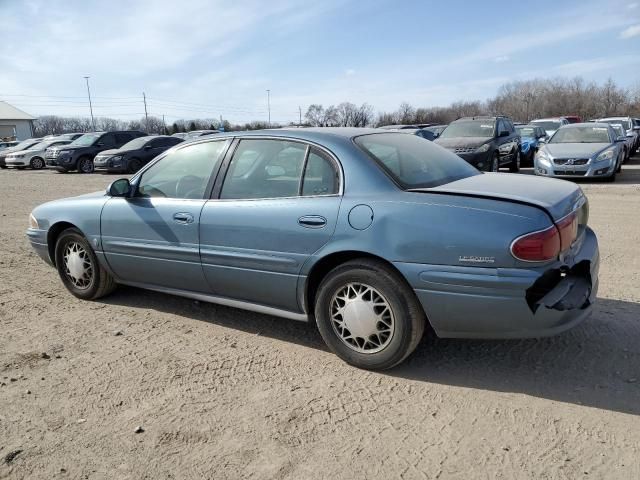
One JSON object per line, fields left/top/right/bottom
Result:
{"left": 534, "top": 123, "right": 626, "bottom": 181}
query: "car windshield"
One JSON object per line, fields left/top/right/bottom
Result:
{"left": 603, "top": 120, "right": 631, "bottom": 130}
{"left": 70, "top": 133, "right": 101, "bottom": 146}
{"left": 12, "top": 139, "right": 39, "bottom": 150}
{"left": 516, "top": 126, "right": 536, "bottom": 138}
{"left": 549, "top": 126, "right": 611, "bottom": 144}
{"left": 532, "top": 121, "right": 561, "bottom": 131}
{"left": 122, "top": 137, "right": 152, "bottom": 149}
{"left": 355, "top": 133, "right": 480, "bottom": 189}
{"left": 439, "top": 120, "right": 495, "bottom": 138}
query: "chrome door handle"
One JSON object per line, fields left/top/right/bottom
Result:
{"left": 298, "top": 215, "right": 327, "bottom": 228}
{"left": 173, "top": 212, "right": 194, "bottom": 224}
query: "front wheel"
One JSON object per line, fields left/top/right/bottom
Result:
{"left": 127, "top": 158, "right": 142, "bottom": 173}
{"left": 489, "top": 151, "right": 499, "bottom": 172}
{"left": 55, "top": 228, "right": 116, "bottom": 300}
{"left": 78, "top": 156, "right": 94, "bottom": 174}
{"left": 314, "top": 259, "right": 425, "bottom": 370}
{"left": 509, "top": 149, "right": 521, "bottom": 173}
{"left": 30, "top": 157, "right": 45, "bottom": 170}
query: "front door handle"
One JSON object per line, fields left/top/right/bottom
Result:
{"left": 173, "top": 212, "right": 194, "bottom": 224}
{"left": 298, "top": 215, "right": 327, "bottom": 228}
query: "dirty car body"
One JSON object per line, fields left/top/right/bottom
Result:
{"left": 27, "top": 128, "right": 599, "bottom": 367}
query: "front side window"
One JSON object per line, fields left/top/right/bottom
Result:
{"left": 355, "top": 133, "right": 479, "bottom": 189}
{"left": 220, "top": 139, "right": 307, "bottom": 199}
{"left": 137, "top": 140, "right": 229, "bottom": 199}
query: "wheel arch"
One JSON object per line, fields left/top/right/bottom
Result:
{"left": 47, "top": 221, "right": 80, "bottom": 266}
{"left": 303, "top": 250, "right": 421, "bottom": 317}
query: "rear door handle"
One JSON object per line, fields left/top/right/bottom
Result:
{"left": 298, "top": 215, "right": 327, "bottom": 228}
{"left": 173, "top": 212, "right": 194, "bottom": 224}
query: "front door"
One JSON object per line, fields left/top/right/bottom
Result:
{"left": 101, "top": 139, "right": 230, "bottom": 292}
{"left": 199, "top": 138, "right": 342, "bottom": 312}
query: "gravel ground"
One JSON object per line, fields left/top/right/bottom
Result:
{"left": 1, "top": 156, "right": 639, "bottom": 480}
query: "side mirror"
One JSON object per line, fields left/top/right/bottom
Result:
{"left": 615, "top": 136, "right": 626, "bottom": 142}
{"left": 107, "top": 178, "right": 131, "bottom": 197}
{"left": 498, "top": 130, "right": 509, "bottom": 137}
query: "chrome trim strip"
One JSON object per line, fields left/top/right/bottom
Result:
{"left": 118, "top": 281, "right": 310, "bottom": 322}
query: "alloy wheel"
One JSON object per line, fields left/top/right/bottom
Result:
{"left": 79, "top": 158, "right": 94, "bottom": 173}
{"left": 330, "top": 282, "right": 395, "bottom": 354}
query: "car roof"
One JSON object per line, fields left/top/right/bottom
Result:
{"left": 560, "top": 122, "right": 611, "bottom": 129}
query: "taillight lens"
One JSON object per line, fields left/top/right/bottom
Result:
{"left": 511, "top": 225, "right": 560, "bottom": 262}
{"left": 556, "top": 211, "right": 578, "bottom": 252}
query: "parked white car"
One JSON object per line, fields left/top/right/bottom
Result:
{"left": 597, "top": 117, "right": 639, "bottom": 154}
{"left": 5, "top": 138, "right": 72, "bottom": 170}
{"left": 530, "top": 117, "right": 569, "bottom": 137}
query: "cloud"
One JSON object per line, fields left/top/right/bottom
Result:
{"left": 493, "top": 56, "right": 510, "bottom": 63}
{"left": 620, "top": 24, "right": 640, "bottom": 38}
{"left": 628, "top": 2, "right": 638, "bottom": 9}
{"left": 345, "top": 69, "right": 356, "bottom": 76}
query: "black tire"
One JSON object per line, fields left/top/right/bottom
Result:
{"left": 54, "top": 228, "right": 116, "bottom": 300}
{"left": 128, "top": 158, "right": 142, "bottom": 173}
{"left": 489, "top": 151, "right": 499, "bottom": 172}
{"left": 509, "top": 149, "right": 520, "bottom": 173}
{"left": 30, "top": 157, "right": 45, "bottom": 170}
{"left": 314, "top": 259, "right": 426, "bottom": 370}
{"left": 0, "top": 165, "right": 7, "bottom": 169}
{"left": 77, "top": 156, "right": 94, "bottom": 174}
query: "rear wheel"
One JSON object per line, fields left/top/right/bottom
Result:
{"left": 509, "top": 149, "right": 521, "bottom": 173}
{"left": 314, "top": 259, "right": 425, "bottom": 370}
{"left": 30, "top": 157, "right": 45, "bottom": 170}
{"left": 54, "top": 228, "right": 116, "bottom": 300}
{"left": 78, "top": 156, "right": 94, "bottom": 174}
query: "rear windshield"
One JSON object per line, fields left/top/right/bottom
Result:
{"left": 439, "top": 120, "right": 495, "bottom": 138}
{"left": 532, "top": 120, "right": 561, "bottom": 131}
{"left": 354, "top": 133, "right": 479, "bottom": 189}
{"left": 516, "top": 126, "right": 535, "bottom": 137}
{"left": 602, "top": 120, "right": 631, "bottom": 130}
{"left": 122, "top": 136, "right": 152, "bottom": 149}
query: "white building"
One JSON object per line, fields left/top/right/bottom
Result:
{"left": 0, "top": 101, "right": 36, "bottom": 140}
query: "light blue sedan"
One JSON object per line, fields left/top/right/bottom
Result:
{"left": 27, "top": 128, "right": 599, "bottom": 369}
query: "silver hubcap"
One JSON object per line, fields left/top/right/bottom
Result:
{"left": 32, "top": 158, "right": 43, "bottom": 169}
{"left": 63, "top": 242, "right": 93, "bottom": 289}
{"left": 330, "top": 283, "right": 395, "bottom": 354}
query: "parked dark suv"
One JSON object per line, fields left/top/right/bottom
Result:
{"left": 435, "top": 116, "right": 521, "bottom": 172}
{"left": 46, "top": 130, "right": 147, "bottom": 173}
{"left": 94, "top": 135, "right": 183, "bottom": 173}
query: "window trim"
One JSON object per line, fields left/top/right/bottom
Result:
{"left": 210, "top": 136, "right": 343, "bottom": 201}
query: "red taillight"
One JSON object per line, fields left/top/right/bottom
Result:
{"left": 556, "top": 211, "right": 578, "bottom": 252}
{"left": 511, "top": 225, "right": 560, "bottom": 262}
{"left": 511, "top": 211, "right": 579, "bottom": 262}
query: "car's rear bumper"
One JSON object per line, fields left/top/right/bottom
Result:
{"left": 394, "top": 227, "right": 599, "bottom": 339}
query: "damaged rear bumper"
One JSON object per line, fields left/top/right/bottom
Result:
{"left": 394, "top": 227, "right": 599, "bottom": 339}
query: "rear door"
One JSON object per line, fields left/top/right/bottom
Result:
{"left": 199, "top": 138, "right": 342, "bottom": 312}
{"left": 101, "top": 139, "right": 230, "bottom": 292}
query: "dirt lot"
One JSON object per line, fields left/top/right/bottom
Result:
{"left": 1, "top": 157, "right": 639, "bottom": 480}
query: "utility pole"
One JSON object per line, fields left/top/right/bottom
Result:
{"left": 219, "top": 114, "right": 223, "bottom": 131}
{"left": 266, "top": 89, "right": 271, "bottom": 127}
{"left": 299, "top": 106, "right": 302, "bottom": 127}
{"left": 162, "top": 114, "right": 166, "bottom": 134}
{"left": 143, "top": 92, "right": 149, "bottom": 133}
{"left": 83, "top": 76, "right": 95, "bottom": 130}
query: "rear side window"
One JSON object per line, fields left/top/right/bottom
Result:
{"left": 220, "top": 139, "right": 307, "bottom": 199}
{"left": 302, "top": 148, "right": 338, "bottom": 196}
{"left": 115, "top": 133, "right": 133, "bottom": 145}
{"left": 100, "top": 134, "right": 116, "bottom": 147}
{"left": 355, "top": 133, "right": 479, "bottom": 189}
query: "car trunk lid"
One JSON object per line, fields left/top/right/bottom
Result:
{"left": 413, "top": 172, "right": 585, "bottom": 221}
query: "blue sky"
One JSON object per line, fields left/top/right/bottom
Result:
{"left": 1, "top": 0, "right": 639, "bottom": 124}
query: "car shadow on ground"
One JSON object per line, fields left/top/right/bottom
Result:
{"left": 103, "top": 288, "right": 640, "bottom": 416}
